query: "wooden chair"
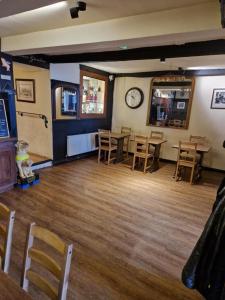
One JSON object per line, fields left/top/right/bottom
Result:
{"left": 190, "top": 135, "right": 207, "bottom": 145}
{"left": 121, "top": 126, "right": 131, "bottom": 158}
{"left": 0, "top": 203, "right": 15, "bottom": 273}
{"left": 132, "top": 135, "right": 153, "bottom": 173}
{"left": 150, "top": 131, "right": 164, "bottom": 140}
{"left": 21, "top": 223, "right": 73, "bottom": 300}
{"left": 98, "top": 129, "right": 117, "bottom": 164}
{"left": 175, "top": 141, "right": 198, "bottom": 184}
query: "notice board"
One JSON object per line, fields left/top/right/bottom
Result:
{"left": 0, "top": 99, "right": 9, "bottom": 138}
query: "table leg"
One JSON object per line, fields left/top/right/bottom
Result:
{"left": 115, "top": 138, "right": 125, "bottom": 163}
{"left": 149, "top": 144, "right": 161, "bottom": 172}
{"left": 196, "top": 152, "right": 204, "bottom": 181}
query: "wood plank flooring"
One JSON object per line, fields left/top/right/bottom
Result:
{"left": 0, "top": 157, "right": 224, "bottom": 300}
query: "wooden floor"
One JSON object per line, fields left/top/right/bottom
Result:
{"left": 29, "top": 153, "right": 50, "bottom": 164}
{"left": 0, "top": 157, "right": 224, "bottom": 300}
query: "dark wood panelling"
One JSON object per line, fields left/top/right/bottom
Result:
{"left": 0, "top": 138, "right": 17, "bottom": 193}
{"left": 115, "top": 69, "right": 225, "bottom": 78}
{"left": 48, "top": 39, "right": 225, "bottom": 63}
{"left": 0, "top": 158, "right": 223, "bottom": 299}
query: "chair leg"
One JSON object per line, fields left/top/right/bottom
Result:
{"left": 126, "top": 144, "right": 129, "bottom": 158}
{"left": 98, "top": 149, "right": 101, "bottom": 164}
{"left": 104, "top": 150, "right": 107, "bottom": 161}
{"left": 175, "top": 163, "right": 179, "bottom": 181}
{"left": 108, "top": 151, "right": 111, "bottom": 165}
{"left": 190, "top": 166, "right": 195, "bottom": 184}
{"left": 132, "top": 155, "right": 136, "bottom": 170}
{"left": 144, "top": 157, "right": 148, "bottom": 173}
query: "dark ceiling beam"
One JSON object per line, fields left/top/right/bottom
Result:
{"left": 47, "top": 39, "right": 225, "bottom": 63}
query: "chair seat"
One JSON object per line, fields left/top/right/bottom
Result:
{"left": 100, "top": 145, "right": 117, "bottom": 151}
{"left": 179, "top": 160, "right": 197, "bottom": 167}
{"left": 134, "top": 152, "right": 152, "bottom": 159}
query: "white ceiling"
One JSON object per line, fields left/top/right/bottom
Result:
{"left": 0, "top": 0, "right": 216, "bottom": 37}
{"left": 83, "top": 55, "right": 225, "bottom": 73}
{"left": 0, "top": 0, "right": 61, "bottom": 18}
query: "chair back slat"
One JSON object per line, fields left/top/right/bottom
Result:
{"left": 121, "top": 126, "right": 131, "bottom": 134}
{"left": 21, "top": 223, "right": 73, "bottom": 300}
{"left": 150, "top": 131, "right": 164, "bottom": 140}
{"left": 27, "top": 270, "right": 58, "bottom": 300}
{"left": 31, "top": 225, "right": 66, "bottom": 255}
{"left": 29, "top": 248, "right": 61, "bottom": 279}
{"left": 98, "top": 129, "right": 111, "bottom": 148}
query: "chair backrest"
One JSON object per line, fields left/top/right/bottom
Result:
{"left": 121, "top": 126, "right": 131, "bottom": 134}
{"left": 134, "top": 135, "right": 149, "bottom": 155}
{"left": 98, "top": 129, "right": 111, "bottom": 148}
{"left": 177, "top": 141, "right": 197, "bottom": 164}
{"left": 0, "top": 203, "right": 15, "bottom": 273}
{"left": 21, "top": 223, "right": 73, "bottom": 300}
{"left": 190, "top": 135, "right": 207, "bottom": 145}
{"left": 150, "top": 131, "right": 164, "bottom": 140}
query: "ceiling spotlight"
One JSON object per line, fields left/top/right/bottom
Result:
{"left": 160, "top": 57, "right": 166, "bottom": 63}
{"left": 70, "top": 1, "right": 86, "bottom": 19}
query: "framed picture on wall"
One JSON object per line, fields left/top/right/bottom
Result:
{"left": 211, "top": 89, "right": 225, "bottom": 109}
{"left": 16, "top": 79, "right": 36, "bottom": 103}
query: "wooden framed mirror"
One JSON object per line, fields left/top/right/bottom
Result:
{"left": 147, "top": 76, "right": 195, "bottom": 129}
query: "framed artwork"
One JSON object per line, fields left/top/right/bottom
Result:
{"left": 177, "top": 101, "right": 185, "bottom": 109}
{"left": 16, "top": 79, "right": 36, "bottom": 103}
{"left": 211, "top": 89, "right": 225, "bottom": 109}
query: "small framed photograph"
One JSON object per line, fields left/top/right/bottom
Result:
{"left": 16, "top": 79, "right": 36, "bottom": 103}
{"left": 177, "top": 101, "right": 185, "bottom": 109}
{"left": 211, "top": 89, "right": 225, "bottom": 109}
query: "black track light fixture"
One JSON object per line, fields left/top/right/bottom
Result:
{"left": 70, "top": 1, "right": 87, "bottom": 19}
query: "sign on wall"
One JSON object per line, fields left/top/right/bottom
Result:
{"left": 0, "top": 99, "right": 10, "bottom": 138}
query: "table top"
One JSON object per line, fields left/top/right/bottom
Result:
{"left": 0, "top": 271, "right": 32, "bottom": 300}
{"left": 172, "top": 143, "right": 211, "bottom": 153}
{"left": 100, "top": 132, "right": 130, "bottom": 139}
{"left": 148, "top": 138, "right": 167, "bottom": 145}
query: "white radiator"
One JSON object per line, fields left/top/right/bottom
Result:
{"left": 67, "top": 132, "right": 98, "bottom": 157}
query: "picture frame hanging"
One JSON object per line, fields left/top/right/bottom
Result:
{"left": 16, "top": 79, "right": 36, "bottom": 103}
{"left": 211, "top": 89, "right": 225, "bottom": 109}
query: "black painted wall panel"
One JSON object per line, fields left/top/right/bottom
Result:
{"left": 52, "top": 79, "right": 114, "bottom": 163}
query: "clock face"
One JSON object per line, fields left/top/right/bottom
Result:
{"left": 125, "top": 87, "right": 144, "bottom": 109}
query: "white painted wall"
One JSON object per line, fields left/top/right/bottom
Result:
{"left": 14, "top": 63, "right": 53, "bottom": 159}
{"left": 112, "top": 76, "right": 225, "bottom": 170}
{"left": 50, "top": 63, "right": 80, "bottom": 84}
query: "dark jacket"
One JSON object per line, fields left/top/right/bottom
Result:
{"left": 182, "top": 177, "right": 225, "bottom": 300}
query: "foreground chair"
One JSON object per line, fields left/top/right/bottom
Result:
{"left": 0, "top": 203, "right": 15, "bottom": 273}
{"left": 175, "top": 141, "right": 198, "bottom": 184}
{"left": 21, "top": 223, "right": 73, "bottom": 300}
{"left": 98, "top": 129, "right": 117, "bottom": 164}
{"left": 121, "top": 126, "right": 132, "bottom": 158}
{"left": 132, "top": 135, "right": 153, "bottom": 173}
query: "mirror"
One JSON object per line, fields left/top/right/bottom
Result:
{"left": 80, "top": 70, "right": 108, "bottom": 119}
{"left": 54, "top": 85, "right": 79, "bottom": 120}
{"left": 61, "top": 88, "right": 77, "bottom": 116}
{"left": 147, "top": 76, "right": 194, "bottom": 129}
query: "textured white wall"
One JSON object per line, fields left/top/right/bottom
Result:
{"left": 112, "top": 76, "right": 225, "bottom": 170}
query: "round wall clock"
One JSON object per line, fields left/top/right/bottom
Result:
{"left": 125, "top": 87, "right": 144, "bottom": 109}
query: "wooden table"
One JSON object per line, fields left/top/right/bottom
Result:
{"left": 147, "top": 138, "right": 167, "bottom": 172}
{"left": 0, "top": 270, "right": 32, "bottom": 300}
{"left": 100, "top": 132, "right": 130, "bottom": 163}
{"left": 172, "top": 143, "right": 211, "bottom": 178}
